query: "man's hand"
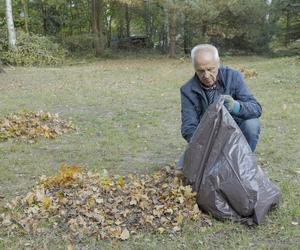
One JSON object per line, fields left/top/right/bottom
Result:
{"left": 223, "top": 95, "right": 240, "bottom": 114}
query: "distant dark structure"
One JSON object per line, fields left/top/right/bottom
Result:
{"left": 112, "top": 35, "right": 152, "bottom": 50}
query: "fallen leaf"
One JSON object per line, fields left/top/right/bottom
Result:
{"left": 42, "top": 197, "right": 51, "bottom": 209}
{"left": 120, "top": 228, "right": 130, "bottom": 240}
{"left": 26, "top": 193, "right": 35, "bottom": 206}
{"left": 117, "top": 176, "right": 124, "bottom": 188}
{"left": 176, "top": 214, "right": 184, "bottom": 224}
{"left": 67, "top": 242, "right": 74, "bottom": 250}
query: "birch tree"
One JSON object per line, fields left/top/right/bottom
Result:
{"left": 5, "top": 0, "right": 16, "bottom": 50}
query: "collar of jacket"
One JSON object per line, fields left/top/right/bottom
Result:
{"left": 191, "top": 65, "right": 226, "bottom": 96}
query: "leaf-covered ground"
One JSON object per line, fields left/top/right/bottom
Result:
{"left": 0, "top": 56, "right": 299, "bottom": 249}
{"left": 1, "top": 164, "right": 202, "bottom": 242}
{"left": 0, "top": 111, "right": 74, "bottom": 143}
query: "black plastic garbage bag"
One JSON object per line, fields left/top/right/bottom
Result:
{"left": 183, "top": 96, "right": 282, "bottom": 225}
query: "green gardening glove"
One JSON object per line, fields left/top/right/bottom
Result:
{"left": 223, "top": 95, "right": 241, "bottom": 114}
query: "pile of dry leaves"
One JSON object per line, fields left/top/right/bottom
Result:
{"left": 0, "top": 111, "right": 74, "bottom": 143}
{"left": 239, "top": 68, "right": 258, "bottom": 79}
{"left": 0, "top": 165, "right": 205, "bottom": 241}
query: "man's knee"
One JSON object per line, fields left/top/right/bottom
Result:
{"left": 240, "top": 118, "right": 261, "bottom": 137}
{"left": 239, "top": 118, "right": 260, "bottom": 152}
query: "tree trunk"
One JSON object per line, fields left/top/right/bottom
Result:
{"left": 162, "top": 4, "right": 169, "bottom": 53}
{"left": 41, "top": 2, "right": 48, "bottom": 35}
{"left": 5, "top": 0, "right": 16, "bottom": 50}
{"left": 0, "top": 59, "right": 5, "bottom": 73}
{"left": 21, "top": 0, "right": 29, "bottom": 33}
{"left": 117, "top": 3, "right": 125, "bottom": 39}
{"left": 183, "top": 13, "right": 191, "bottom": 54}
{"left": 265, "top": 0, "right": 272, "bottom": 23}
{"left": 285, "top": 8, "right": 291, "bottom": 47}
{"left": 125, "top": 4, "right": 130, "bottom": 37}
{"left": 202, "top": 22, "right": 207, "bottom": 37}
{"left": 169, "top": 6, "right": 176, "bottom": 57}
{"left": 74, "top": 1, "right": 82, "bottom": 33}
{"left": 69, "top": 0, "right": 74, "bottom": 35}
{"left": 144, "top": 0, "right": 152, "bottom": 47}
{"left": 90, "top": 0, "right": 104, "bottom": 57}
{"left": 107, "top": 15, "right": 112, "bottom": 47}
{"left": 98, "top": 0, "right": 105, "bottom": 47}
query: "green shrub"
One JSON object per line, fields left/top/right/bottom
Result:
{"left": 270, "top": 38, "right": 300, "bottom": 56}
{"left": 0, "top": 26, "right": 8, "bottom": 52}
{"left": 1, "top": 30, "right": 67, "bottom": 66}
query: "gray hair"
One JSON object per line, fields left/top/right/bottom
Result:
{"left": 191, "top": 44, "right": 220, "bottom": 66}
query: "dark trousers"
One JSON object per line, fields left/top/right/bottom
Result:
{"left": 238, "top": 118, "right": 260, "bottom": 152}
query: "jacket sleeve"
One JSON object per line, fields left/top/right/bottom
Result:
{"left": 180, "top": 89, "right": 199, "bottom": 142}
{"left": 233, "top": 71, "right": 262, "bottom": 120}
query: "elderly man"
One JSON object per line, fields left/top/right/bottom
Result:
{"left": 177, "top": 44, "right": 262, "bottom": 168}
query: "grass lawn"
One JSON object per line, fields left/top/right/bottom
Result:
{"left": 0, "top": 55, "right": 299, "bottom": 249}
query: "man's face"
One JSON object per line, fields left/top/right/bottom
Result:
{"left": 194, "top": 52, "right": 219, "bottom": 87}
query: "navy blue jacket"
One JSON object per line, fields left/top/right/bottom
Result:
{"left": 180, "top": 65, "right": 262, "bottom": 142}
